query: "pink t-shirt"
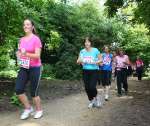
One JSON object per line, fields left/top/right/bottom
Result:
{"left": 19, "top": 34, "right": 42, "bottom": 67}
{"left": 136, "top": 60, "right": 143, "bottom": 68}
{"left": 115, "top": 55, "right": 129, "bottom": 68}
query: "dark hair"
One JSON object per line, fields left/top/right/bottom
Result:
{"left": 24, "top": 19, "right": 36, "bottom": 34}
{"left": 103, "top": 45, "right": 110, "bottom": 52}
{"left": 116, "top": 48, "right": 124, "bottom": 55}
{"left": 84, "top": 36, "right": 93, "bottom": 45}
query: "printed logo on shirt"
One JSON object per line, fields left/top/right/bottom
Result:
{"left": 103, "top": 56, "right": 111, "bottom": 65}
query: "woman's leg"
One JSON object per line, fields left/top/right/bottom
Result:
{"left": 139, "top": 69, "right": 142, "bottom": 80}
{"left": 29, "top": 67, "right": 42, "bottom": 111}
{"left": 98, "top": 70, "right": 102, "bottom": 85}
{"left": 83, "top": 70, "right": 92, "bottom": 100}
{"left": 122, "top": 69, "right": 128, "bottom": 94}
{"left": 104, "top": 71, "right": 111, "bottom": 100}
{"left": 137, "top": 68, "right": 141, "bottom": 80}
{"left": 18, "top": 94, "right": 31, "bottom": 109}
{"left": 33, "top": 96, "right": 42, "bottom": 111}
{"left": 116, "top": 70, "right": 122, "bottom": 95}
{"left": 89, "top": 70, "right": 98, "bottom": 99}
{"left": 16, "top": 68, "right": 31, "bottom": 109}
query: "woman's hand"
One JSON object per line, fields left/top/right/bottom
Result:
{"left": 16, "top": 51, "right": 21, "bottom": 58}
{"left": 77, "top": 58, "right": 83, "bottom": 64}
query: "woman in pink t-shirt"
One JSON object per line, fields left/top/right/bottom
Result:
{"left": 15, "top": 19, "right": 43, "bottom": 120}
{"left": 114, "top": 49, "right": 130, "bottom": 97}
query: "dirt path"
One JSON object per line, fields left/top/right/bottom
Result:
{"left": 0, "top": 79, "right": 150, "bottom": 126}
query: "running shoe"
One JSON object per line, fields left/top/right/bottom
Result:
{"left": 34, "top": 110, "right": 43, "bottom": 119}
{"left": 96, "top": 96, "right": 102, "bottom": 107}
{"left": 117, "top": 94, "right": 122, "bottom": 97}
{"left": 105, "top": 94, "right": 109, "bottom": 101}
{"left": 124, "top": 91, "right": 128, "bottom": 96}
{"left": 20, "top": 107, "right": 34, "bottom": 120}
{"left": 88, "top": 99, "right": 96, "bottom": 109}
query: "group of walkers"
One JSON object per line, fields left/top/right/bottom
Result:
{"left": 77, "top": 37, "right": 144, "bottom": 109}
{"left": 15, "top": 19, "right": 144, "bottom": 120}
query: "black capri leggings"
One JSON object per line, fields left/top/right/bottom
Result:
{"left": 83, "top": 70, "right": 98, "bottom": 101}
{"left": 15, "top": 67, "right": 42, "bottom": 97}
{"left": 116, "top": 68, "right": 128, "bottom": 95}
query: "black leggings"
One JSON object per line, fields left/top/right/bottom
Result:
{"left": 136, "top": 67, "right": 143, "bottom": 80}
{"left": 83, "top": 70, "right": 98, "bottom": 101}
{"left": 116, "top": 68, "right": 128, "bottom": 95}
{"left": 15, "top": 67, "right": 41, "bottom": 97}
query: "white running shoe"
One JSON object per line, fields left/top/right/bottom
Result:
{"left": 34, "top": 110, "right": 43, "bottom": 119}
{"left": 105, "top": 94, "right": 109, "bottom": 101}
{"left": 20, "top": 107, "right": 34, "bottom": 120}
{"left": 88, "top": 99, "right": 95, "bottom": 108}
{"left": 96, "top": 96, "right": 102, "bottom": 107}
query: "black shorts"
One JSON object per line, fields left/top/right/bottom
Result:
{"left": 101, "top": 70, "right": 112, "bottom": 86}
{"left": 15, "top": 67, "right": 42, "bottom": 97}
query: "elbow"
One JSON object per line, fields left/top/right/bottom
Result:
{"left": 36, "top": 54, "right": 41, "bottom": 59}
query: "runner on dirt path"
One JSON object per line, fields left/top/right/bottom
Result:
{"left": 136, "top": 56, "right": 144, "bottom": 81}
{"left": 77, "top": 37, "right": 102, "bottom": 108}
{"left": 15, "top": 19, "right": 43, "bottom": 120}
{"left": 114, "top": 48, "right": 130, "bottom": 97}
{"left": 100, "top": 46, "right": 113, "bottom": 101}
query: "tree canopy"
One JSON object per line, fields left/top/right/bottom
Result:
{"left": 0, "top": 0, "right": 150, "bottom": 80}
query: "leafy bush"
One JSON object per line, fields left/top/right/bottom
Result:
{"left": 10, "top": 93, "right": 21, "bottom": 107}
{"left": 42, "top": 64, "right": 56, "bottom": 80}
{"left": 0, "top": 0, "right": 150, "bottom": 80}
{"left": 0, "top": 46, "right": 10, "bottom": 70}
{"left": 0, "top": 59, "right": 18, "bottom": 79}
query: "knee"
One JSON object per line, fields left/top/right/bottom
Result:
{"left": 31, "top": 90, "right": 39, "bottom": 97}
{"left": 15, "top": 89, "right": 24, "bottom": 95}
{"left": 89, "top": 86, "right": 96, "bottom": 91}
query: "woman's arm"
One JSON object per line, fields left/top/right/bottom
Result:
{"left": 96, "top": 54, "right": 103, "bottom": 65}
{"left": 23, "top": 48, "right": 41, "bottom": 59}
{"left": 124, "top": 56, "right": 130, "bottom": 65}
{"left": 77, "top": 55, "right": 83, "bottom": 64}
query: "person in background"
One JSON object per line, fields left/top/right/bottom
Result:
{"left": 112, "top": 51, "right": 117, "bottom": 81}
{"left": 127, "top": 60, "right": 133, "bottom": 77}
{"left": 100, "top": 46, "right": 113, "bottom": 101}
{"left": 114, "top": 49, "right": 130, "bottom": 96}
{"left": 77, "top": 37, "right": 102, "bottom": 108}
{"left": 136, "top": 56, "right": 144, "bottom": 81}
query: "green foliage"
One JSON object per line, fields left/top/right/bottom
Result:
{"left": 0, "top": 59, "right": 18, "bottom": 78}
{"left": 42, "top": 64, "right": 56, "bottom": 80}
{"left": 0, "top": 0, "right": 150, "bottom": 80}
{"left": 0, "top": 46, "right": 10, "bottom": 70}
{"left": 134, "top": 0, "right": 150, "bottom": 29}
{"left": 10, "top": 93, "right": 21, "bottom": 107}
{"left": 105, "top": 0, "right": 124, "bottom": 17}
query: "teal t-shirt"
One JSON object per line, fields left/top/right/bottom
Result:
{"left": 79, "top": 48, "right": 100, "bottom": 70}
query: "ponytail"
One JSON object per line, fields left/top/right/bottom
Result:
{"left": 30, "top": 20, "right": 37, "bottom": 34}
{"left": 32, "top": 26, "right": 36, "bottom": 34}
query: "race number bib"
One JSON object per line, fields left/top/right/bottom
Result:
{"left": 18, "top": 56, "right": 30, "bottom": 69}
{"left": 83, "top": 56, "right": 94, "bottom": 64}
{"left": 117, "top": 62, "right": 124, "bottom": 68}
{"left": 137, "top": 64, "right": 142, "bottom": 67}
{"left": 103, "top": 56, "right": 111, "bottom": 65}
